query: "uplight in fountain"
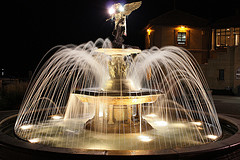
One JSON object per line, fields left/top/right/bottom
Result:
{"left": 191, "top": 122, "right": 202, "bottom": 126}
{"left": 206, "top": 135, "right": 218, "bottom": 140}
{"left": 20, "top": 124, "right": 33, "bottom": 130}
{"left": 51, "top": 115, "right": 63, "bottom": 120}
{"left": 28, "top": 138, "right": 40, "bottom": 143}
{"left": 138, "top": 135, "right": 153, "bottom": 142}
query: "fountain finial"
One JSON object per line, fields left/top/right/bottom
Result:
{"left": 107, "top": 1, "right": 142, "bottom": 48}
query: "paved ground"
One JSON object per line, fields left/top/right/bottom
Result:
{"left": 213, "top": 95, "right": 240, "bottom": 119}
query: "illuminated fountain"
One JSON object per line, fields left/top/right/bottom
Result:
{"left": 1, "top": 1, "right": 240, "bottom": 159}
{"left": 13, "top": 1, "right": 223, "bottom": 150}
{"left": 13, "top": 38, "right": 222, "bottom": 150}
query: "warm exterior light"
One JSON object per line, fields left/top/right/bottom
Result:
{"left": 147, "top": 28, "right": 153, "bottom": 35}
{"left": 177, "top": 25, "right": 188, "bottom": 32}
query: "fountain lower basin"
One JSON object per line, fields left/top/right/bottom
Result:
{"left": 0, "top": 110, "right": 240, "bottom": 160}
{"left": 6, "top": 107, "right": 224, "bottom": 149}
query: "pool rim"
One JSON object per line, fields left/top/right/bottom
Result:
{"left": 0, "top": 111, "right": 240, "bottom": 157}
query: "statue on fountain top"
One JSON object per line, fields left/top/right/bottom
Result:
{"left": 107, "top": 1, "right": 142, "bottom": 48}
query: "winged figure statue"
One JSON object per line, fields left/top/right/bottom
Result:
{"left": 107, "top": 1, "right": 142, "bottom": 48}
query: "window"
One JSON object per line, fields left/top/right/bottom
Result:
{"left": 216, "top": 27, "right": 240, "bottom": 48}
{"left": 216, "top": 28, "right": 230, "bottom": 48}
{"left": 177, "top": 32, "right": 186, "bottom": 45}
{"left": 219, "top": 69, "right": 224, "bottom": 80}
{"left": 234, "top": 27, "right": 240, "bottom": 46}
{"left": 236, "top": 67, "right": 240, "bottom": 80}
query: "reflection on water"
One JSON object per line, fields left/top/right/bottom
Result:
{"left": 18, "top": 116, "right": 218, "bottom": 150}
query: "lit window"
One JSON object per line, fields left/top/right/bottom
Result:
{"left": 216, "top": 28, "right": 231, "bottom": 48}
{"left": 177, "top": 32, "right": 186, "bottom": 45}
{"left": 234, "top": 28, "right": 240, "bottom": 46}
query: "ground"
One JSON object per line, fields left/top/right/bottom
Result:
{"left": 213, "top": 95, "right": 240, "bottom": 119}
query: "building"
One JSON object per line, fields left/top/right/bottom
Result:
{"left": 145, "top": 9, "right": 240, "bottom": 95}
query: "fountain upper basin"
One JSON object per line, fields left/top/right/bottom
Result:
{"left": 74, "top": 88, "right": 162, "bottom": 105}
{"left": 95, "top": 48, "right": 141, "bottom": 56}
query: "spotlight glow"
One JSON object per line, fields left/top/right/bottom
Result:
{"left": 138, "top": 135, "right": 152, "bottom": 142}
{"left": 51, "top": 115, "right": 63, "bottom": 120}
{"left": 99, "top": 111, "right": 103, "bottom": 117}
{"left": 206, "top": 135, "right": 218, "bottom": 140}
{"left": 145, "top": 114, "right": 157, "bottom": 118}
{"left": 108, "top": 7, "right": 115, "bottom": 15}
{"left": 20, "top": 125, "right": 33, "bottom": 130}
{"left": 154, "top": 121, "right": 168, "bottom": 127}
{"left": 119, "top": 5, "right": 124, "bottom": 12}
{"left": 191, "top": 122, "right": 202, "bottom": 126}
{"left": 147, "top": 28, "right": 153, "bottom": 35}
{"left": 28, "top": 138, "right": 40, "bottom": 143}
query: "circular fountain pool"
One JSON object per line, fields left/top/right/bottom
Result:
{"left": 0, "top": 111, "right": 240, "bottom": 160}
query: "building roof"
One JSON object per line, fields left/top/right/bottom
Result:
{"left": 148, "top": 9, "right": 209, "bottom": 27}
{"left": 212, "top": 15, "right": 240, "bottom": 28}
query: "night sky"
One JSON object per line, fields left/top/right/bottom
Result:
{"left": 2, "top": 0, "right": 239, "bottom": 78}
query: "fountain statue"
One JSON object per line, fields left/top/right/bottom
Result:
{"left": 14, "top": 1, "right": 222, "bottom": 151}
{"left": 106, "top": 1, "right": 142, "bottom": 48}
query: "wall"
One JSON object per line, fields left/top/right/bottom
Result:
{"left": 201, "top": 46, "right": 240, "bottom": 95}
{"left": 147, "top": 25, "right": 208, "bottom": 49}
{"left": 149, "top": 25, "right": 176, "bottom": 48}
{"left": 233, "top": 46, "right": 240, "bottom": 95}
{"left": 147, "top": 25, "right": 210, "bottom": 64}
{"left": 160, "top": 26, "right": 175, "bottom": 47}
{"left": 188, "top": 27, "right": 203, "bottom": 49}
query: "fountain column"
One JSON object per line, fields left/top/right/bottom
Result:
{"left": 211, "top": 29, "right": 215, "bottom": 51}
{"left": 108, "top": 105, "right": 114, "bottom": 124}
{"left": 77, "top": 48, "right": 159, "bottom": 133}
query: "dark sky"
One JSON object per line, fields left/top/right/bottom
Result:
{"left": 2, "top": 0, "right": 239, "bottom": 77}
